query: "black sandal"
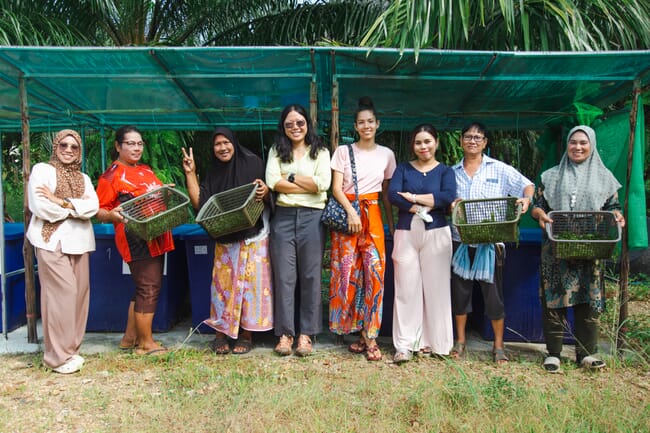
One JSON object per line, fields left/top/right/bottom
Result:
{"left": 210, "top": 336, "right": 231, "bottom": 355}
{"left": 232, "top": 339, "right": 253, "bottom": 355}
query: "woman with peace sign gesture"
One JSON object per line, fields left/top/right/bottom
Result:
{"left": 183, "top": 127, "right": 272, "bottom": 355}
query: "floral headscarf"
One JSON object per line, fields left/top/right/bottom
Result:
{"left": 41, "top": 129, "right": 86, "bottom": 242}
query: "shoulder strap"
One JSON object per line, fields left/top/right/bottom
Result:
{"left": 348, "top": 145, "right": 359, "bottom": 200}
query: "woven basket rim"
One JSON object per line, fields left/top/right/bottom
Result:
{"left": 545, "top": 210, "right": 621, "bottom": 244}
{"left": 452, "top": 196, "right": 522, "bottom": 226}
{"left": 120, "top": 186, "right": 190, "bottom": 223}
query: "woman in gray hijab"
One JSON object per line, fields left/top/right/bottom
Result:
{"left": 531, "top": 125, "right": 625, "bottom": 373}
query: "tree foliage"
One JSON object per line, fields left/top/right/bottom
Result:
{"left": 360, "top": 0, "right": 650, "bottom": 61}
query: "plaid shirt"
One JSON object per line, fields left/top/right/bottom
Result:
{"left": 451, "top": 154, "right": 533, "bottom": 242}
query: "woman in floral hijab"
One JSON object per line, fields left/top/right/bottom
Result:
{"left": 26, "top": 129, "right": 99, "bottom": 374}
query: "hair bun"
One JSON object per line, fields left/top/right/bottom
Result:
{"left": 358, "top": 96, "right": 374, "bottom": 110}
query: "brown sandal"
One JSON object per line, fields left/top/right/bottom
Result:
{"left": 365, "top": 345, "right": 382, "bottom": 361}
{"left": 274, "top": 335, "right": 293, "bottom": 356}
{"left": 295, "top": 334, "right": 313, "bottom": 357}
{"left": 348, "top": 339, "right": 367, "bottom": 354}
{"left": 450, "top": 341, "right": 466, "bottom": 359}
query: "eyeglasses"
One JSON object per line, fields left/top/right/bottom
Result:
{"left": 121, "top": 141, "right": 145, "bottom": 147}
{"left": 58, "top": 142, "right": 80, "bottom": 151}
{"left": 462, "top": 134, "right": 485, "bottom": 142}
{"left": 284, "top": 120, "right": 306, "bottom": 129}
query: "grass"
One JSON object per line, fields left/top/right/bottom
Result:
{"left": 2, "top": 346, "right": 650, "bottom": 433}
{"left": 601, "top": 271, "right": 650, "bottom": 365}
{"left": 1, "top": 270, "right": 649, "bottom": 432}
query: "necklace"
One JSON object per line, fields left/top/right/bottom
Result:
{"left": 414, "top": 160, "right": 438, "bottom": 176}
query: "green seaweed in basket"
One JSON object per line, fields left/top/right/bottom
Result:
{"left": 136, "top": 219, "right": 166, "bottom": 239}
{"left": 555, "top": 232, "right": 609, "bottom": 241}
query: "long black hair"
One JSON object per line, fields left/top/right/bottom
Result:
{"left": 274, "top": 104, "right": 325, "bottom": 163}
{"left": 409, "top": 123, "right": 439, "bottom": 155}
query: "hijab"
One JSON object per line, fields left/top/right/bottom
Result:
{"left": 199, "top": 126, "right": 265, "bottom": 243}
{"left": 541, "top": 125, "right": 621, "bottom": 211}
{"left": 41, "top": 129, "right": 86, "bottom": 242}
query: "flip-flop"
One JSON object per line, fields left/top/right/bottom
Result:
{"left": 232, "top": 339, "right": 253, "bottom": 355}
{"left": 136, "top": 347, "right": 168, "bottom": 356}
{"left": 493, "top": 348, "right": 509, "bottom": 364}
{"left": 119, "top": 343, "right": 138, "bottom": 351}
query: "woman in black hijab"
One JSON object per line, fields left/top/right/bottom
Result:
{"left": 183, "top": 127, "right": 273, "bottom": 354}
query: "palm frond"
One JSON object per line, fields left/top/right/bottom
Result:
{"left": 360, "top": 0, "right": 650, "bottom": 56}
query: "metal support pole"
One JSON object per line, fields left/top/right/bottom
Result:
{"left": 1, "top": 128, "right": 6, "bottom": 338}
{"left": 330, "top": 51, "right": 339, "bottom": 152}
{"left": 617, "top": 84, "right": 640, "bottom": 352}
{"left": 310, "top": 49, "right": 318, "bottom": 130}
{"left": 20, "top": 74, "right": 38, "bottom": 343}
{"left": 100, "top": 126, "right": 106, "bottom": 172}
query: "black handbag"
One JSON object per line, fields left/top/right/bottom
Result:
{"left": 321, "top": 145, "right": 360, "bottom": 233}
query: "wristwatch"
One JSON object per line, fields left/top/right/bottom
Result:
{"left": 61, "top": 198, "right": 73, "bottom": 209}
{"left": 288, "top": 173, "right": 296, "bottom": 183}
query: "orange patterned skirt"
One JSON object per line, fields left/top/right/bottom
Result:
{"left": 328, "top": 193, "right": 386, "bottom": 338}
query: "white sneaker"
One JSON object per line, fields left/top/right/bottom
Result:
{"left": 72, "top": 354, "right": 85, "bottom": 367}
{"left": 52, "top": 356, "right": 83, "bottom": 374}
{"left": 415, "top": 206, "right": 433, "bottom": 223}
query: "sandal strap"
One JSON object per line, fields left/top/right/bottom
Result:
{"left": 366, "top": 345, "right": 382, "bottom": 361}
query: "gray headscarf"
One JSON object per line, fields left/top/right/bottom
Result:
{"left": 541, "top": 125, "right": 621, "bottom": 211}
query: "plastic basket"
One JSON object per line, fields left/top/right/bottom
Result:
{"left": 119, "top": 186, "right": 191, "bottom": 241}
{"left": 452, "top": 197, "right": 522, "bottom": 244}
{"left": 546, "top": 211, "right": 621, "bottom": 260}
{"left": 196, "top": 183, "right": 264, "bottom": 239}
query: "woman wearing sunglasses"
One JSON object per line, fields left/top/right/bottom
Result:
{"left": 265, "top": 104, "right": 331, "bottom": 356}
{"left": 27, "top": 129, "right": 99, "bottom": 374}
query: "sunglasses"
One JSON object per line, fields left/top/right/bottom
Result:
{"left": 58, "top": 142, "right": 80, "bottom": 151}
{"left": 284, "top": 120, "right": 306, "bottom": 129}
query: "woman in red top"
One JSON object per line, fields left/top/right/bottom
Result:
{"left": 96, "top": 125, "right": 174, "bottom": 355}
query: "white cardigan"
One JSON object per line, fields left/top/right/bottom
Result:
{"left": 26, "top": 162, "right": 99, "bottom": 254}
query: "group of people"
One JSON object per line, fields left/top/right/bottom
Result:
{"left": 26, "top": 96, "right": 625, "bottom": 375}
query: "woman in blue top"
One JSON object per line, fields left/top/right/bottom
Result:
{"left": 388, "top": 124, "right": 457, "bottom": 363}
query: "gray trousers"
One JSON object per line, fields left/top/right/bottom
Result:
{"left": 270, "top": 206, "right": 325, "bottom": 337}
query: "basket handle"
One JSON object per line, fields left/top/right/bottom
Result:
{"left": 516, "top": 202, "right": 523, "bottom": 214}
{"left": 544, "top": 222, "right": 552, "bottom": 237}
